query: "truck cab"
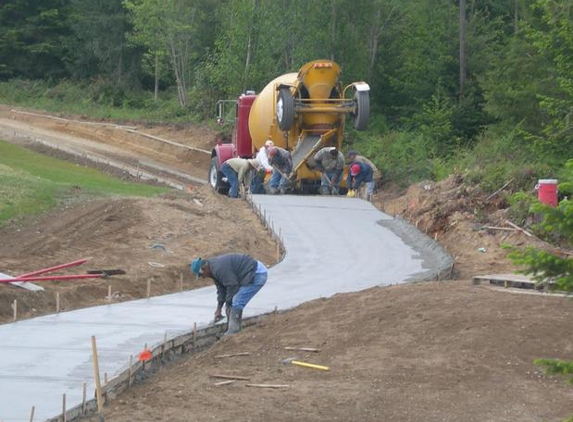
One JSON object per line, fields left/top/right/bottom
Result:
{"left": 209, "top": 91, "right": 257, "bottom": 193}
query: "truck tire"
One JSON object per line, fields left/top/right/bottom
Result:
{"left": 277, "top": 88, "right": 294, "bottom": 131}
{"left": 352, "top": 90, "right": 370, "bottom": 131}
{"left": 208, "top": 157, "right": 228, "bottom": 194}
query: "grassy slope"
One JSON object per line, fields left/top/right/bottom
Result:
{"left": 0, "top": 140, "right": 167, "bottom": 225}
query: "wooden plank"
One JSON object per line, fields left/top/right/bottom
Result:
{"left": 284, "top": 347, "right": 321, "bottom": 353}
{"left": 214, "top": 380, "right": 236, "bottom": 387}
{"left": 215, "top": 352, "right": 251, "bottom": 358}
{"left": 209, "top": 374, "right": 251, "bottom": 381}
{"left": 246, "top": 384, "right": 290, "bottom": 389}
{"left": 472, "top": 273, "right": 554, "bottom": 290}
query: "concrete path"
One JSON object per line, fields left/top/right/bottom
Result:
{"left": 0, "top": 196, "right": 452, "bottom": 421}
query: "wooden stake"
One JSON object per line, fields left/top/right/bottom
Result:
{"left": 107, "top": 285, "right": 112, "bottom": 304}
{"left": 56, "top": 293, "right": 60, "bottom": 313}
{"left": 284, "top": 347, "right": 321, "bottom": 353}
{"left": 82, "top": 382, "right": 87, "bottom": 414}
{"left": 486, "top": 178, "right": 514, "bottom": 201}
{"left": 505, "top": 219, "right": 533, "bottom": 237}
{"left": 104, "top": 372, "right": 108, "bottom": 385}
{"left": 143, "top": 343, "right": 148, "bottom": 371}
{"left": 214, "top": 380, "right": 236, "bottom": 386}
{"left": 90, "top": 336, "right": 105, "bottom": 421}
{"left": 274, "top": 306, "right": 278, "bottom": 317}
{"left": 146, "top": 279, "right": 151, "bottom": 298}
{"left": 179, "top": 271, "right": 183, "bottom": 292}
{"left": 215, "top": 352, "right": 251, "bottom": 358}
{"left": 246, "top": 384, "right": 290, "bottom": 389}
{"left": 29, "top": 406, "right": 35, "bottom": 422}
{"left": 209, "top": 374, "right": 251, "bottom": 381}
{"left": 162, "top": 333, "right": 168, "bottom": 359}
{"left": 193, "top": 322, "right": 197, "bottom": 344}
{"left": 62, "top": 393, "right": 66, "bottom": 422}
{"left": 128, "top": 355, "right": 133, "bottom": 388}
{"left": 12, "top": 299, "right": 17, "bottom": 322}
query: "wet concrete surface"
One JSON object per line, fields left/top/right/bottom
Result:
{"left": 0, "top": 196, "right": 452, "bottom": 421}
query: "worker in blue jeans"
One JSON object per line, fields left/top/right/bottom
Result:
{"left": 267, "top": 146, "right": 293, "bottom": 194}
{"left": 221, "top": 158, "right": 259, "bottom": 198}
{"left": 346, "top": 161, "right": 374, "bottom": 199}
{"left": 190, "top": 253, "right": 268, "bottom": 335}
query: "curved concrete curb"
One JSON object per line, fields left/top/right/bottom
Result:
{"left": 377, "top": 216, "right": 454, "bottom": 282}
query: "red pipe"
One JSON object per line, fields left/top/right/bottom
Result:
{"left": 17, "top": 258, "right": 91, "bottom": 278}
{"left": 0, "top": 274, "right": 104, "bottom": 283}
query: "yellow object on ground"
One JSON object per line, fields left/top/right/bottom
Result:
{"left": 291, "top": 360, "right": 330, "bottom": 371}
{"left": 347, "top": 189, "right": 355, "bottom": 197}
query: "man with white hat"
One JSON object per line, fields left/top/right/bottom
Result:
{"left": 251, "top": 139, "right": 274, "bottom": 194}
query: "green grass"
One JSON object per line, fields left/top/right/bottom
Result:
{"left": 0, "top": 140, "right": 167, "bottom": 225}
{"left": 0, "top": 79, "right": 200, "bottom": 123}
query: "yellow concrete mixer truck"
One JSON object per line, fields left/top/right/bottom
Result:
{"left": 209, "top": 59, "right": 370, "bottom": 194}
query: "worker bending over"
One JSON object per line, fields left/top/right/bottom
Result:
{"left": 190, "top": 253, "right": 268, "bottom": 335}
{"left": 313, "top": 147, "right": 344, "bottom": 195}
{"left": 221, "top": 158, "right": 259, "bottom": 198}
{"left": 267, "top": 146, "right": 293, "bottom": 194}
{"left": 347, "top": 161, "right": 374, "bottom": 200}
{"left": 346, "top": 150, "right": 381, "bottom": 195}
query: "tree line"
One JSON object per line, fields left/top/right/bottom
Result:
{"left": 0, "top": 0, "right": 571, "bottom": 167}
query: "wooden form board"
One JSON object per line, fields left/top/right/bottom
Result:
{"left": 472, "top": 273, "right": 549, "bottom": 290}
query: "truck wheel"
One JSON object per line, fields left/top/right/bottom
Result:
{"left": 277, "top": 88, "right": 294, "bottom": 131}
{"left": 352, "top": 90, "right": 370, "bottom": 131}
{"left": 208, "top": 157, "right": 228, "bottom": 194}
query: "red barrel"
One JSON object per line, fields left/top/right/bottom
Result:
{"left": 536, "top": 179, "right": 558, "bottom": 207}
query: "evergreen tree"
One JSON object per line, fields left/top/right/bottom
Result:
{"left": 0, "top": 0, "right": 72, "bottom": 80}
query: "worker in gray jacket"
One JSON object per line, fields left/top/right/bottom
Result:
{"left": 313, "top": 147, "right": 344, "bottom": 195}
{"left": 190, "top": 253, "right": 268, "bottom": 335}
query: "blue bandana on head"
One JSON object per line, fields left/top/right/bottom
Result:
{"left": 190, "top": 258, "right": 204, "bottom": 276}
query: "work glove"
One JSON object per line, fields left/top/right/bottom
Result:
{"left": 347, "top": 189, "right": 356, "bottom": 197}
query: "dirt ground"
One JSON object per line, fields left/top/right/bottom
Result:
{"left": 1, "top": 105, "right": 572, "bottom": 421}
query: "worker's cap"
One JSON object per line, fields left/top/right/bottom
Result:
{"left": 248, "top": 158, "right": 259, "bottom": 169}
{"left": 265, "top": 140, "right": 274, "bottom": 147}
{"left": 350, "top": 163, "right": 361, "bottom": 176}
{"left": 329, "top": 148, "right": 339, "bottom": 156}
{"left": 346, "top": 149, "right": 357, "bottom": 158}
{"left": 190, "top": 258, "right": 204, "bottom": 276}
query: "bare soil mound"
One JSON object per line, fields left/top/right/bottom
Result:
{"left": 379, "top": 174, "right": 548, "bottom": 279}
{"left": 0, "top": 186, "right": 277, "bottom": 323}
{"left": 87, "top": 281, "right": 573, "bottom": 422}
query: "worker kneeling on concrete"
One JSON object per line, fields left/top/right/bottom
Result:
{"left": 190, "top": 254, "right": 268, "bottom": 335}
{"left": 221, "top": 158, "right": 259, "bottom": 198}
{"left": 313, "top": 147, "right": 344, "bottom": 195}
{"left": 347, "top": 161, "right": 374, "bottom": 199}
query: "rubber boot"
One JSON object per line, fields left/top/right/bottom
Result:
{"left": 225, "top": 307, "right": 243, "bottom": 336}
